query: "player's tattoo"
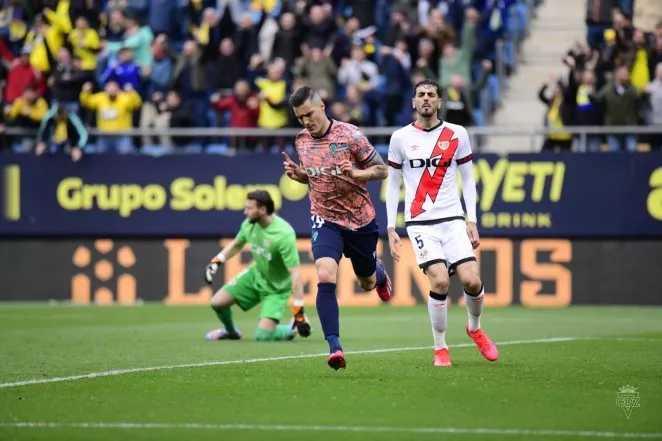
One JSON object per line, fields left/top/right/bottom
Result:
{"left": 363, "top": 152, "right": 388, "bottom": 181}
{"left": 365, "top": 151, "right": 385, "bottom": 166}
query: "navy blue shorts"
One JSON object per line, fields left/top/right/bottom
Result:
{"left": 311, "top": 215, "right": 379, "bottom": 278}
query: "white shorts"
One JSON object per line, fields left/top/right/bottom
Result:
{"left": 406, "top": 220, "right": 476, "bottom": 275}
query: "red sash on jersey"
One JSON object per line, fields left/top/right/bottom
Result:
{"left": 411, "top": 127, "right": 459, "bottom": 218}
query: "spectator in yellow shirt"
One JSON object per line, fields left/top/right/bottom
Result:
{"left": 68, "top": 15, "right": 100, "bottom": 71}
{"left": 79, "top": 81, "right": 142, "bottom": 154}
{"left": 3, "top": 86, "right": 48, "bottom": 152}
{"left": 4, "top": 86, "right": 48, "bottom": 129}
{"left": 255, "top": 60, "right": 288, "bottom": 129}
{"left": 24, "top": 7, "right": 71, "bottom": 74}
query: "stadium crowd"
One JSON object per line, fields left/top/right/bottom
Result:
{"left": 0, "top": 0, "right": 536, "bottom": 155}
{"left": 539, "top": 0, "right": 662, "bottom": 152}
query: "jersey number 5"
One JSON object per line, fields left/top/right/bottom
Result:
{"left": 414, "top": 234, "right": 424, "bottom": 249}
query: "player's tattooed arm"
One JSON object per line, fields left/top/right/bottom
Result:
{"left": 344, "top": 129, "right": 388, "bottom": 181}
{"left": 361, "top": 152, "right": 388, "bottom": 181}
{"left": 339, "top": 153, "right": 387, "bottom": 181}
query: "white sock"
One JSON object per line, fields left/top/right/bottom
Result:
{"left": 464, "top": 285, "right": 484, "bottom": 332}
{"left": 428, "top": 292, "right": 448, "bottom": 350}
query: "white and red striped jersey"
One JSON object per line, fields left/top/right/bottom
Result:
{"left": 387, "top": 121, "right": 473, "bottom": 224}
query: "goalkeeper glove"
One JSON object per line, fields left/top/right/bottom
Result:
{"left": 291, "top": 304, "right": 311, "bottom": 337}
{"left": 204, "top": 253, "right": 225, "bottom": 285}
{"left": 204, "top": 262, "right": 218, "bottom": 285}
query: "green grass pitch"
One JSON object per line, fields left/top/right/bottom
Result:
{"left": 1, "top": 304, "right": 661, "bottom": 441}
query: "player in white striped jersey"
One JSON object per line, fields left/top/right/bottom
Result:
{"left": 385, "top": 79, "right": 498, "bottom": 367}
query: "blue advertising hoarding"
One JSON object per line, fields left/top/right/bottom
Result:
{"left": 1, "top": 152, "right": 661, "bottom": 238}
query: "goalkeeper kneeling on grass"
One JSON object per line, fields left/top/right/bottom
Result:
{"left": 204, "top": 190, "right": 311, "bottom": 341}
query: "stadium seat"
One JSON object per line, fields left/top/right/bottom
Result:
{"left": 83, "top": 144, "right": 100, "bottom": 154}
{"left": 11, "top": 143, "right": 27, "bottom": 154}
{"left": 205, "top": 144, "right": 230, "bottom": 155}
{"left": 473, "top": 109, "right": 484, "bottom": 128}
{"left": 139, "top": 145, "right": 170, "bottom": 156}
{"left": 182, "top": 144, "right": 204, "bottom": 154}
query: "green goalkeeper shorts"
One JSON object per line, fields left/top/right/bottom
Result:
{"left": 223, "top": 266, "right": 291, "bottom": 322}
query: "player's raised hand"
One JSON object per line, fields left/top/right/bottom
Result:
{"left": 466, "top": 222, "right": 480, "bottom": 249}
{"left": 282, "top": 152, "right": 305, "bottom": 180}
{"left": 387, "top": 228, "right": 403, "bottom": 262}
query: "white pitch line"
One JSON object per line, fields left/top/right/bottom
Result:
{"left": 611, "top": 338, "right": 662, "bottom": 342}
{"left": 0, "top": 337, "right": 577, "bottom": 389}
{"left": 0, "top": 422, "right": 660, "bottom": 439}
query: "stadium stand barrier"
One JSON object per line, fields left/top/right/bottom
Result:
{"left": 3, "top": 125, "right": 660, "bottom": 154}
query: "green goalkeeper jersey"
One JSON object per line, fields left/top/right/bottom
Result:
{"left": 234, "top": 215, "right": 300, "bottom": 294}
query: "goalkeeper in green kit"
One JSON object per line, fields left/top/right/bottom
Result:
{"left": 204, "top": 190, "right": 312, "bottom": 341}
